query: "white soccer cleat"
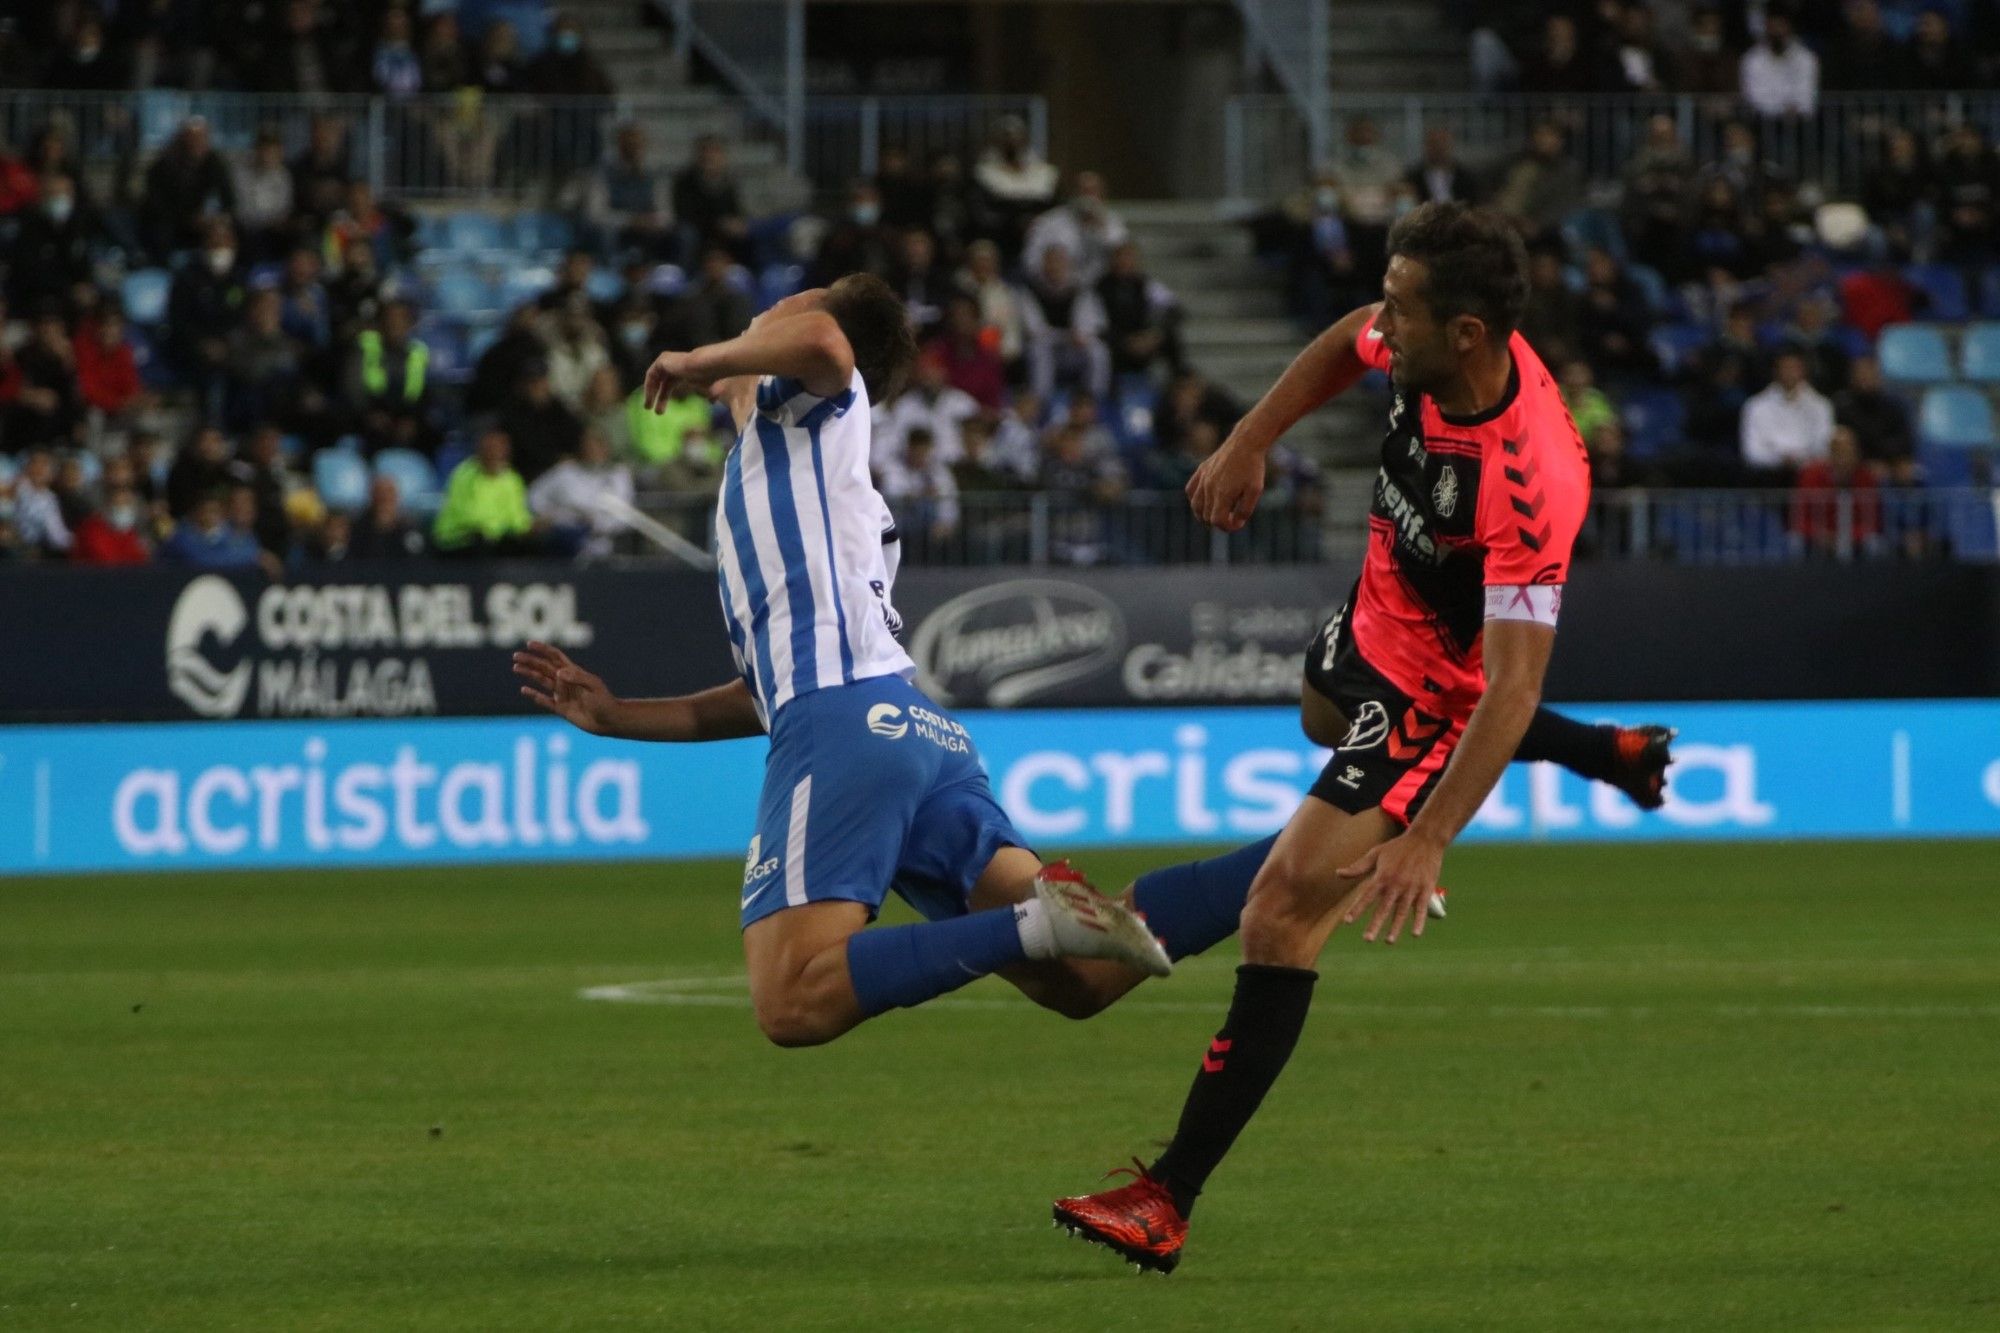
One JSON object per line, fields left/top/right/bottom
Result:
{"left": 1427, "top": 887, "right": 1448, "bottom": 920}
{"left": 1034, "top": 862, "right": 1173, "bottom": 978}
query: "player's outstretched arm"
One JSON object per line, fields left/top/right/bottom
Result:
{"left": 1189, "top": 301, "right": 1381, "bottom": 531}
{"left": 1337, "top": 618, "right": 1553, "bottom": 943}
{"left": 512, "top": 641, "right": 764, "bottom": 742}
{"left": 644, "top": 307, "right": 853, "bottom": 411}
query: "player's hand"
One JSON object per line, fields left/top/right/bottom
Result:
{"left": 1186, "top": 435, "right": 1267, "bottom": 532}
{"left": 1335, "top": 830, "right": 1445, "bottom": 945}
{"left": 643, "top": 350, "right": 714, "bottom": 411}
{"left": 512, "top": 640, "right": 621, "bottom": 735}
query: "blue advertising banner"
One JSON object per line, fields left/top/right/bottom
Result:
{"left": 1, "top": 701, "right": 1996, "bottom": 875}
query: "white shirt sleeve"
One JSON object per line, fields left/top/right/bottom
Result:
{"left": 1485, "top": 583, "right": 1563, "bottom": 627}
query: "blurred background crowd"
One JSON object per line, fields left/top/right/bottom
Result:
{"left": 1, "top": 0, "right": 1996, "bottom": 569}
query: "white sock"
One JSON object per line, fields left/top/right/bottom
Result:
{"left": 1014, "top": 898, "right": 1058, "bottom": 961}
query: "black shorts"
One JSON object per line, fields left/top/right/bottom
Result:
{"left": 1303, "top": 595, "right": 1462, "bottom": 826}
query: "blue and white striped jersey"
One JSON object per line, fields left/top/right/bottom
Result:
{"left": 714, "top": 371, "right": 915, "bottom": 729}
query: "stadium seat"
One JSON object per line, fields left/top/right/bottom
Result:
{"left": 246, "top": 262, "right": 283, "bottom": 291}
{"left": 1960, "top": 323, "right": 2000, "bottom": 382}
{"left": 1917, "top": 443, "right": 1974, "bottom": 487}
{"left": 66, "top": 450, "right": 103, "bottom": 489}
{"left": 1648, "top": 323, "right": 1711, "bottom": 377}
{"left": 1878, "top": 324, "right": 1954, "bottom": 384}
{"left": 313, "top": 448, "right": 372, "bottom": 513}
{"left": 416, "top": 318, "right": 473, "bottom": 384}
{"left": 1918, "top": 386, "right": 1997, "bottom": 449}
{"left": 1904, "top": 264, "right": 1971, "bottom": 322}
{"left": 1620, "top": 387, "right": 1686, "bottom": 459}
{"left": 758, "top": 263, "right": 805, "bottom": 311}
{"left": 498, "top": 265, "right": 558, "bottom": 311}
{"left": 584, "top": 268, "right": 626, "bottom": 305}
{"left": 1627, "top": 263, "right": 1670, "bottom": 315}
{"left": 413, "top": 213, "right": 451, "bottom": 251}
{"left": 432, "top": 268, "right": 501, "bottom": 319}
{"left": 122, "top": 269, "right": 173, "bottom": 326}
{"left": 443, "top": 211, "right": 509, "bottom": 255}
{"left": 1980, "top": 267, "right": 2000, "bottom": 320}
{"left": 374, "top": 448, "right": 442, "bottom": 515}
{"left": 643, "top": 263, "right": 689, "bottom": 299}
{"left": 0, "top": 454, "right": 16, "bottom": 487}
{"left": 514, "top": 212, "right": 575, "bottom": 255}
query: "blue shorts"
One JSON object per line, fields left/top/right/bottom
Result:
{"left": 737, "top": 675, "right": 1028, "bottom": 930}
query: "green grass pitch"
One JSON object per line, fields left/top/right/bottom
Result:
{"left": 4, "top": 841, "right": 1998, "bottom": 1331}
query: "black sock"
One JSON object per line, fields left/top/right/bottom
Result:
{"left": 1515, "top": 707, "right": 1622, "bottom": 783}
{"left": 1150, "top": 964, "right": 1318, "bottom": 1217}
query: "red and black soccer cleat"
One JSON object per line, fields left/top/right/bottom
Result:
{"left": 1052, "top": 1160, "right": 1188, "bottom": 1274}
{"left": 1610, "top": 725, "right": 1677, "bottom": 811}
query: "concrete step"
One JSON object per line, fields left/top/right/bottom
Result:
{"left": 1140, "top": 255, "right": 1280, "bottom": 294}
{"left": 1124, "top": 225, "right": 1253, "bottom": 263}
{"left": 1177, "top": 285, "right": 1288, "bottom": 320}
{"left": 1177, "top": 315, "right": 1303, "bottom": 346}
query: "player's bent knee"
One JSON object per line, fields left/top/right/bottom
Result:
{"left": 752, "top": 996, "right": 839, "bottom": 1048}
{"left": 1238, "top": 864, "right": 1323, "bottom": 967}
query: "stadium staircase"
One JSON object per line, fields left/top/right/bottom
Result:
{"left": 1124, "top": 200, "right": 1382, "bottom": 469}
{"left": 1323, "top": 0, "right": 1464, "bottom": 94}
{"left": 564, "top": 0, "right": 810, "bottom": 215}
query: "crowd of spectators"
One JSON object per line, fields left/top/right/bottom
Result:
{"left": 0, "top": 56, "right": 1262, "bottom": 569}
{"left": 1260, "top": 1, "right": 2000, "bottom": 556}
{"left": 1461, "top": 1, "right": 2000, "bottom": 106}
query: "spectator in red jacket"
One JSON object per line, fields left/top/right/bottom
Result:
{"left": 72, "top": 474, "right": 154, "bottom": 567}
{"left": 1791, "top": 426, "right": 1881, "bottom": 555}
{"left": 75, "top": 308, "right": 149, "bottom": 422}
{"left": 924, "top": 294, "right": 1006, "bottom": 411}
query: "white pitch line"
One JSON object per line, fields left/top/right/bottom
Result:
{"left": 577, "top": 978, "right": 2000, "bottom": 1021}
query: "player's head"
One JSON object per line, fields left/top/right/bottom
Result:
{"left": 1377, "top": 202, "right": 1529, "bottom": 395}
{"left": 822, "top": 272, "right": 917, "bottom": 403}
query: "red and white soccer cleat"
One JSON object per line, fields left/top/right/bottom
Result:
{"left": 1053, "top": 1160, "right": 1189, "bottom": 1274}
{"left": 1034, "top": 862, "right": 1173, "bottom": 978}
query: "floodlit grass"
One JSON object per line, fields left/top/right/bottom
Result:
{"left": 3, "top": 841, "right": 1997, "bottom": 1330}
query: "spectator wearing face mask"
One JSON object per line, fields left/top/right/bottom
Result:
{"left": 166, "top": 216, "right": 247, "bottom": 412}
{"left": 811, "top": 180, "right": 892, "bottom": 287}
{"left": 1020, "top": 244, "right": 1111, "bottom": 402}
{"left": 43, "top": 12, "right": 127, "bottom": 90}
{"left": 672, "top": 136, "right": 749, "bottom": 262}
{"left": 9, "top": 173, "right": 98, "bottom": 312}
{"left": 8, "top": 312, "right": 82, "bottom": 451}
{"left": 72, "top": 474, "right": 153, "bottom": 566}
{"left": 234, "top": 130, "right": 297, "bottom": 263}
{"left": 972, "top": 117, "right": 1059, "bottom": 259}
{"left": 75, "top": 306, "right": 150, "bottom": 433}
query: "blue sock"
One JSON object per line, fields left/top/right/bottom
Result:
{"left": 845, "top": 907, "right": 1030, "bottom": 1017}
{"left": 1131, "top": 834, "right": 1276, "bottom": 961}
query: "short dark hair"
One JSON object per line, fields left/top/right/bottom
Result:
{"left": 1386, "top": 202, "right": 1530, "bottom": 341}
{"left": 823, "top": 272, "right": 917, "bottom": 402}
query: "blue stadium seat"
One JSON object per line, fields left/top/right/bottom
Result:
{"left": 443, "top": 211, "right": 509, "bottom": 255}
{"left": 1627, "top": 263, "right": 1670, "bottom": 315}
{"left": 466, "top": 321, "right": 503, "bottom": 366}
{"left": 498, "top": 265, "right": 558, "bottom": 311}
{"left": 416, "top": 318, "right": 473, "bottom": 384}
{"left": 1918, "top": 385, "right": 1997, "bottom": 448}
{"left": 66, "top": 450, "right": 103, "bottom": 489}
{"left": 432, "top": 268, "right": 501, "bottom": 319}
{"left": 0, "top": 454, "right": 16, "bottom": 487}
{"left": 1960, "top": 323, "right": 2000, "bottom": 382}
{"left": 1110, "top": 379, "right": 1159, "bottom": 451}
{"left": 1917, "top": 443, "right": 1974, "bottom": 486}
{"left": 1620, "top": 387, "right": 1686, "bottom": 459}
{"left": 313, "top": 448, "right": 372, "bottom": 513}
{"left": 584, "top": 268, "right": 627, "bottom": 305}
{"left": 126, "top": 326, "right": 180, "bottom": 390}
{"left": 1904, "top": 264, "right": 1971, "bottom": 322}
{"left": 374, "top": 448, "right": 442, "bottom": 515}
{"left": 1878, "top": 324, "right": 1954, "bottom": 384}
{"left": 434, "top": 434, "right": 475, "bottom": 480}
{"left": 1560, "top": 208, "right": 1626, "bottom": 262}
{"left": 758, "top": 263, "right": 805, "bottom": 311}
{"left": 413, "top": 213, "right": 451, "bottom": 251}
{"left": 643, "top": 263, "right": 689, "bottom": 299}
{"left": 514, "top": 211, "right": 575, "bottom": 255}
{"left": 1941, "top": 490, "right": 1999, "bottom": 558}
{"left": 1648, "top": 323, "right": 1711, "bottom": 377}
{"left": 1981, "top": 266, "right": 2000, "bottom": 320}
{"left": 122, "top": 269, "right": 173, "bottom": 326}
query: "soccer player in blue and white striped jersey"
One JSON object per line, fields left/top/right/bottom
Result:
{"left": 515, "top": 275, "right": 1170, "bottom": 1046}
